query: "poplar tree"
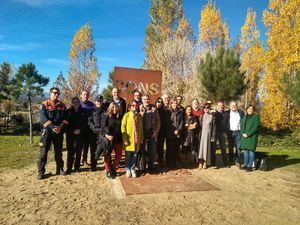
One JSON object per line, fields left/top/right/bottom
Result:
{"left": 240, "top": 8, "right": 264, "bottom": 108}
{"left": 65, "top": 23, "right": 100, "bottom": 102}
{"left": 198, "top": 0, "right": 230, "bottom": 54}
{"left": 261, "top": 0, "right": 300, "bottom": 130}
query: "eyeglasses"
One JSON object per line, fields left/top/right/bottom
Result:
{"left": 52, "top": 92, "right": 59, "bottom": 95}
{"left": 131, "top": 104, "right": 138, "bottom": 107}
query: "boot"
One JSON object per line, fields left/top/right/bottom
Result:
{"left": 56, "top": 168, "right": 64, "bottom": 175}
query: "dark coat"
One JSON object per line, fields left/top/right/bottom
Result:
{"left": 240, "top": 114, "right": 260, "bottom": 151}
{"left": 100, "top": 114, "right": 122, "bottom": 144}
{"left": 214, "top": 110, "right": 228, "bottom": 133}
{"left": 88, "top": 107, "right": 106, "bottom": 136}
{"left": 165, "top": 108, "right": 184, "bottom": 139}
{"left": 66, "top": 106, "right": 87, "bottom": 135}
{"left": 157, "top": 107, "right": 167, "bottom": 138}
{"left": 182, "top": 115, "right": 198, "bottom": 147}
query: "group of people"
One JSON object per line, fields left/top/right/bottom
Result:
{"left": 37, "top": 87, "right": 260, "bottom": 180}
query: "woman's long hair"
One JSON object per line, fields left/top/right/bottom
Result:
{"left": 107, "top": 102, "right": 119, "bottom": 118}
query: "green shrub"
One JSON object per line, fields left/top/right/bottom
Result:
{"left": 258, "top": 127, "right": 300, "bottom": 148}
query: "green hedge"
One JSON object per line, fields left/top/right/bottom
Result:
{"left": 258, "top": 127, "right": 300, "bottom": 148}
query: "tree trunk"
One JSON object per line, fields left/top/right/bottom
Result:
{"left": 28, "top": 96, "right": 33, "bottom": 144}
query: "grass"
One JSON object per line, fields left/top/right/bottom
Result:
{"left": 0, "top": 135, "right": 299, "bottom": 171}
{"left": 0, "top": 135, "right": 41, "bottom": 170}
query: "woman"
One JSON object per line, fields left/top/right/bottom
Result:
{"left": 101, "top": 102, "right": 123, "bottom": 178}
{"left": 240, "top": 105, "right": 260, "bottom": 172}
{"left": 198, "top": 103, "right": 216, "bottom": 169}
{"left": 121, "top": 100, "right": 144, "bottom": 178}
{"left": 65, "top": 97, "right": 87, "bottom": 174}
{"left": 165, "top": 98, "right": 184, "bottom": 168}
{"left": 155, "top": 97, "right": 166, "bottom": 166}
{"left": 182, "top": 106, "right": 198, "bottom": 163}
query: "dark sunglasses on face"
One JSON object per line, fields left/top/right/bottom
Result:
{"left": 52, "top": 92, "right": 59, "bottom": 95}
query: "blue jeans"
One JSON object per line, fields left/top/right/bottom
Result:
{"left": 125, "top": 151, "right": 137, "bottom": 171}
{"left": 244, "top": 149, "right": 254, "bottom": 168}
{"left": 228, "top": 130, "right": 241, "bottom": 163}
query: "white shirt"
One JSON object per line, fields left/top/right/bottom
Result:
{"left": 230, "top": 110, "right": 241, "bottom": 131}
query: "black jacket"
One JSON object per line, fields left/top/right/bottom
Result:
{"left": 166, "top": 108, "right": 184, "bottom": 139}
{"left": 88, "top": 107, "right": 106, "bottom": 135}
{"left": 66, "top": 106, "right": 87, "bottom": 134}
{"left": 214, "top": 110, "right": 228, "bottom": 133}
{"left": 100, "top": 114, "right": 122, "bottom": 144}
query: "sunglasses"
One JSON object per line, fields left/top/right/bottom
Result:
{"left": 52, "top": 92, "right": 60, "bottom": 95}
{"left": 131, "top": 104, "right": 138, "bottom": 107}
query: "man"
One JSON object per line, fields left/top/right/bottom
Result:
{"left": 88, "top": 95, "right": 106, "bottom": 171}
{"left": 161, "top": 93, "right": 171, "bottom": 108}
{"left": 37, "top": 87, "right": 68, "bottom": 179}
{"left": 226, "top": 101, "right": 244, "bottom": 166}
{"left": 80, "top": 90, "right": 95, "bottom": 166}
{"left": 111, "top": 87, "right": 126, "bottom": 118}
{"left": 175, "top": 95, "right": 184, "bottom": 112}
{"left": 133, "top": 90, "right": 142, "bottom": 106}
{"left": 138, "top": 94, "right": 161, "bottom": 173}
{"left": 212, "top": 101, "right": 229, "bottom": 168}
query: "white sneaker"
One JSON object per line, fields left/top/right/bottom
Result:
{"left": 126, "top": 170, "right": 131, "bottom": 178}
{"left": 131, "top": 170, "right": 137, "bottom": 178}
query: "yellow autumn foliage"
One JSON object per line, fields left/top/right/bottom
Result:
{"left": 261, "top": 0, "right": 300, "bottom": 130}
{"left": 198, "top": 0, "right": 230, "bottom": 53}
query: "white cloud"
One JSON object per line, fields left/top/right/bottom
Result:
{"left": 43, "top": 58, "right": 68, "bottom": 65}
{"left": 0, "top": 42, "right": 41, "bottom": 51}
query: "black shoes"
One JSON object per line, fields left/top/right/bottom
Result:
{"left": 111, "top": 169, "right": 122, "bottom": 177}
{"left": 56, "top": 168, "right": 64, "bottom": 175}
{"left": 64, "top": 170, "right": 71, "bottom": 175}
{"left": 245, "top": 167, "right": 254, "bottom": 172}
{"left": 37, "top": 174, "right": 44, "bottom": 180}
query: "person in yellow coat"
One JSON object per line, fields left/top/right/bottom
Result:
{"left": 121, "top": 100, "right": 144, "bottom": 178}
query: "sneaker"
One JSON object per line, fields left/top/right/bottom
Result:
{"left": 246, "top": 167, "right": 253, "bottom": 172}
{"left": 131, "top": 170, "right": 137, "bottom": 178}
{"left": 126, "top": 170, "right": 131, "bottom": 178}
{"left": 37, "top": 174, "right": 44, "bottom": 180}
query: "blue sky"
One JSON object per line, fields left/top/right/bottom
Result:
{"left": 0, "top": 0, "right": 269, "bottom": 91}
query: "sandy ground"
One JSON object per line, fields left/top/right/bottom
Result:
{"left": 0, "top": 153, "right": 299, "bottom": 225}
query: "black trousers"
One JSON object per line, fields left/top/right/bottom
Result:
{"left": 89, "top": 134, "right": 98, "bottom": 169}
{"left": 66, "top": 133, "right": 83, "bottom": 171}
{"left": 212, "top": 132, "right": 228, "bottom": 166}
{"left": 156, "top": 135, "right": 165, "bottom": 164}
{"left": 82, "top": 131, "right": 91, "bottom": 162}
{"left": 37, "top": 130, "right": 64, "bottom": 175}
{"left": 166, "top": 138, "right": 180, "bottom": 167}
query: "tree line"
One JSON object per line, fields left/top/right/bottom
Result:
{"left": 0, "top": 0, "right": 299, "bottom": 141}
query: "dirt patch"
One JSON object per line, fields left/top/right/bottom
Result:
{"left": 0, "top": 153, "right": 299, "bottom": 225}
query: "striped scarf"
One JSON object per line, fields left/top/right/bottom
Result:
{"left": 133, "top": 112, "right": 139, "bottom": 144}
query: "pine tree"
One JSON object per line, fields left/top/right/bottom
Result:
{"left": 0, "top": 62, "right": 13, "bottom": 101}
{"left": 240, "top": 8, "right": 264, "bottom": 108}
{"left": 11, "top": 63, "right": 49, "bottom": 143}
{"left": 53, "top": 71, "right": 66, "bottom": 100}
{"left": 261, "top": 0, "right": 300, "bottom": 130}
{"left": 198, "top": 46, "right": 245, "bottom": 103}
{"left": 65, "top": 23, "right": 100, "bottom": 102}
{"left": 198, "top": 0, "right": 230, "bottom": 54}
{"left": 101, "top": 70, "right": 114, "bottom": 100}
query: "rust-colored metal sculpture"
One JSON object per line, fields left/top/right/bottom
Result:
{"left": 114, "top": 66, "right": 162, "bottom": 103}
